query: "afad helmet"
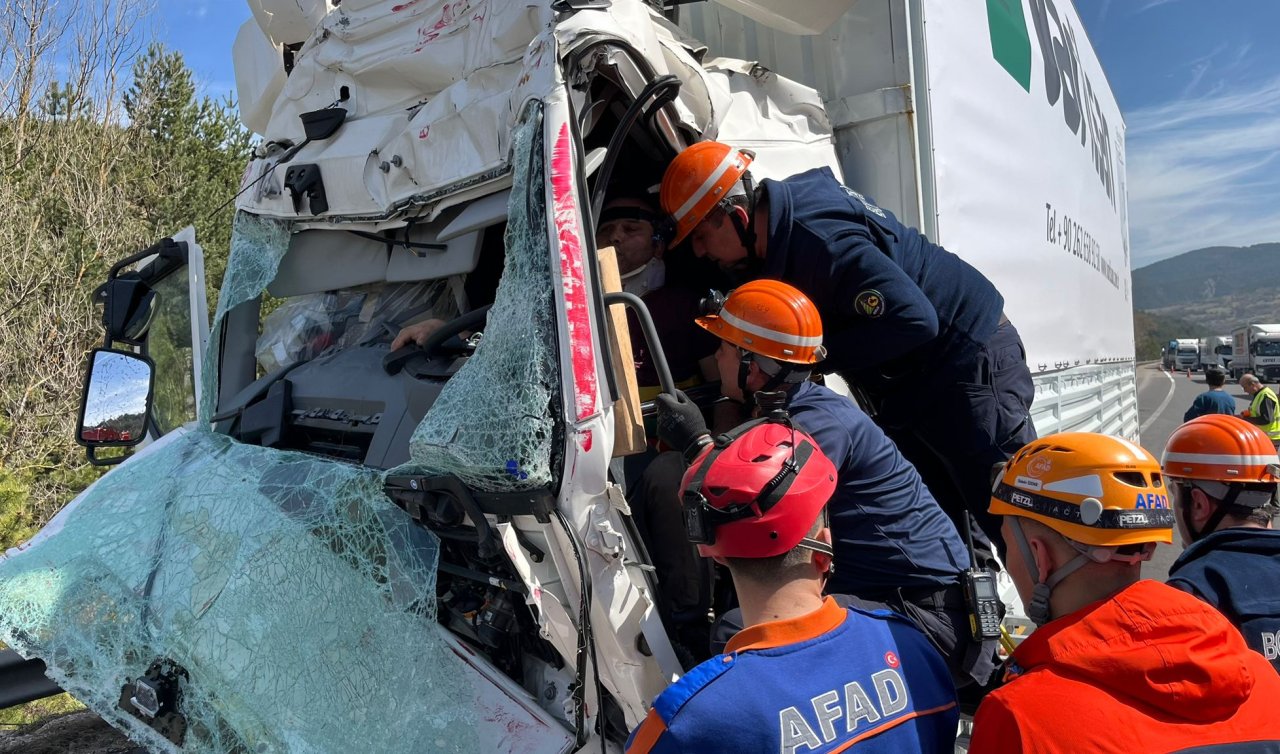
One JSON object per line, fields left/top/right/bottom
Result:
{"left": 696, "top": 280, "right": 826, "bottom": 365}
{"left": 1162, "top": 414, "right": 1280, "bottom": 540}
{"left": 990, "top": 432, "right": 1174, "bottom": 625}
{"left": 679, "top": 419, "right": 836, "bottom": 560}
{"left": 990, "top": 432, "right": 1174, "bottom": 548}
{"left": 660, "top": 141, "right": 754, "bottom": 246}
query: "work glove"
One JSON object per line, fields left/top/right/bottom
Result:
{"left": 655, "top": 389, "right": 710, "bottom": 462}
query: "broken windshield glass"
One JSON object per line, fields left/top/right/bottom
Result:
{"left": 0, "top": 428, "right": 489, "bottom": 753}
{"left": 396, "top": 102, "right": 561, "bottom": 493}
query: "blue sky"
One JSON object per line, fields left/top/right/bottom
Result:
{"left": 154, "top": 1, "right": 1279, "bottom": 271}
{"left": 1074, "top": 0, "right": 1280, "bottom": 269}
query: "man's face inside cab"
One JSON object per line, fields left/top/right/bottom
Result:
{"left": 595, "top": 198, "right": 664, "bottom": 275}
{"left": 689, "top": 206, "right": 750, "bottom": 270}
{"left": 715, "top": 339, "right": 751, "bottom": 403}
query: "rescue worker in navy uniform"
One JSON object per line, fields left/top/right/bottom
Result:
{"left": 654, "top": 280, "right": 998, "bottom": 690}
{"left": 1162, "top": 414, "right": 1280, "bottom": 673}
{"left": 624, "top": 419, "right": 958, "bottom": 753}
{"left": 658, "top": 141, "right": 1036, "bottom": 558}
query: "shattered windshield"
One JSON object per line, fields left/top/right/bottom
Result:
{"left": 0, "top": 106, "right": 571, "bottom": 752}
{"left": 0, "top": 430, "right": 482, "bottom": 753}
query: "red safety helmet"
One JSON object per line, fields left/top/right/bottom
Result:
{"left": 678, "top": 420, "right": 836, "bottom": 559}
{"left": 660, "top": 141, "right": 754, "bottom": 246}
{"left": 696, "top": 280, "right": 826, "bottom": 365}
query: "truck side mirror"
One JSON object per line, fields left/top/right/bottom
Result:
{"left": 77, "top": 349, "right": 155, "bottom": 466}
{"left": 96, "top": 277, "right": 158, "bottom": 344}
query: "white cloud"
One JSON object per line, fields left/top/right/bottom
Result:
{"left": 1126, "top": 75, "right": 1280, "bottom": 268}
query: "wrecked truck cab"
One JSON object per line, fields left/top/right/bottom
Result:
{"left": 1, "top": 1, "right": 841, "bottom": 751}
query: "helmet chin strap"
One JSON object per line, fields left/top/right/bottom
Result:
{"left": 1008, "top": 517, "right": 1092, "bottom": 627}
{"left": 738, "top": 351, "right": 807, "bottom": 401}
{"left": 1179, "top": 482, "right": 1238, "bottom": 543}
{"left": 724, "top": 174, "right": 760, "bottom": 275}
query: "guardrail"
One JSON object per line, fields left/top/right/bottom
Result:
{"left": 1031, "top": 361, "right": 1139, "bottom": 440}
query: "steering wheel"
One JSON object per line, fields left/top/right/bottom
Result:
{"left": 382, "top": 304, "right": 492, "bottom": 375}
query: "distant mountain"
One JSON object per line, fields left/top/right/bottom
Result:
{"left": 1132, "top": 243, "right": 1280, "bottom": 334}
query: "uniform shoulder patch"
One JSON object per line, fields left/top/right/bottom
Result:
{"left": 855, "top": 289, "right": 885, "bottom": 318}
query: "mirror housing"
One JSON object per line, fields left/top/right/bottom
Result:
{"left": 77, "top": 349, "right": 155, "bottom": 465}
{"left": 94, "top": 238, "right": 190, "bottom": 346}
{"left": 96, "top": 277, "right": 157, "bottom": 344}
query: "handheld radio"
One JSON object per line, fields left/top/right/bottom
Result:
{"left": 962, "top": 517, "right": 1003, "bottom": 641}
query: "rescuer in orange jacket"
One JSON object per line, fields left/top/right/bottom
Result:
{"left": 969, "top": 433, "right": 1280, "bottom": 753}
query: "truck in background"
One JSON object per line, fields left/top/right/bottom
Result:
{"left": 1199, "top": 335, "right": 1232, "bottom": 371}
{"left": 0, "top": 0, "right": 1137, "bottom": 750}
{"left": 1162, "top": 339, "right": 1178, "bottom": 370}
{"left": 1232, "top": 325, "right": 1280, "bottom": 382}
{"left": 1174, "top": 338, "right": 1199, "bottom": 372}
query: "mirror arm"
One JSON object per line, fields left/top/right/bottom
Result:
{"left": 84, "top": 447, "right": 127, "bottom": 467}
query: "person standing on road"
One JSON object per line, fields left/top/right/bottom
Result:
{"left": 969, "top": 432, "right": 1280, "bottom": 753}
{"left": 1163, "top": 414, "right": 1280, "bottom": 673}
{"left": 625, "top": 419, "right": 958, "bottom": 754}
{"left": 1239, "top": 374, "right": 1280, "bottom": 447}
{"left": 1183, "top": 365, "right": 1237, "bottom": 421}
{"left": 658, "top": 141, "right": 1036, "bottom": 561}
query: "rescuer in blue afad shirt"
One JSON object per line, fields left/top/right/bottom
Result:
{"left": 624, "top": 418, "right": 957, "bottom": 753}
{"left": 1162, "top": 414, "right": 1280, "bottom": 672}
{"left": 659, "top": 142, "right": 1037, "bottom": 560}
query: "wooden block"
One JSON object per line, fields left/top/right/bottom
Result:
{"left": 597, "top": 246, "right": 647, "bottom": 457}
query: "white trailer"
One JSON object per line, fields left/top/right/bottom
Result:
{"left": 681, "top": 0, "right": 1138, "bottom": 439}
{"left": 1232, "top": 324, "right": 1280, "bottom": 382}
{"left": 1200, "top": 335, "right": 1232, "bottom": 371}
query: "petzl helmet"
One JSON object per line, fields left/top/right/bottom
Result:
{"left": 679, "top": 420, "right": 836, "bottom": 559}
{"left": 990, "top": 432, "right": 1174, "bottom": 548}
{"left": 991, "top": 432, "right": 1174, "bottom": 625}
{"left": 696, "top": 280, "right": 825, "bottom": 365}
{"left": 660, "top": 141, "right": 754, "bottom": 245}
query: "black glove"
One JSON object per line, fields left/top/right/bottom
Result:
{"left": 655, "top": 389, "right": 710, "bottom": 461}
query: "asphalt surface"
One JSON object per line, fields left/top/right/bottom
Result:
{"left": 1135, "top": 361, "right": 1250, "bottom": 580}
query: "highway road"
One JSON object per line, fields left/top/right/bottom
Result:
{"left": 1135, "top": 362, "right": 1250, "bottom": 580}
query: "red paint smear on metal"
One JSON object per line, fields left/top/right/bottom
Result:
{"left": 550, "top": 122, "right": 598, "bottom": 421}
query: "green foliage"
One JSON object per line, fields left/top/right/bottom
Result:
{"left": 0, "top": 467, "right": 36, "bottom": 553}
{"left": 0, "top": 694, "right": 84, "bottom": 727}
{"left": 0, "top": 39, "right": 250, "bottom": 537}
{"left": 1133, "top": 310, "right": 1207, "bottom": 362}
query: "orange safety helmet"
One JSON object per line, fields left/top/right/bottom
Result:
{"left": 660, "top": 141, "right": 754, "bottom": 245}
{"left": 696, "top": 280, "right": 825, "bottom": 365}
{"left": 989, "top": 433, "right": 1174, "bottom": 548}
{"left": 1162, "top": 414, "right": 1280, "bottom": 486}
